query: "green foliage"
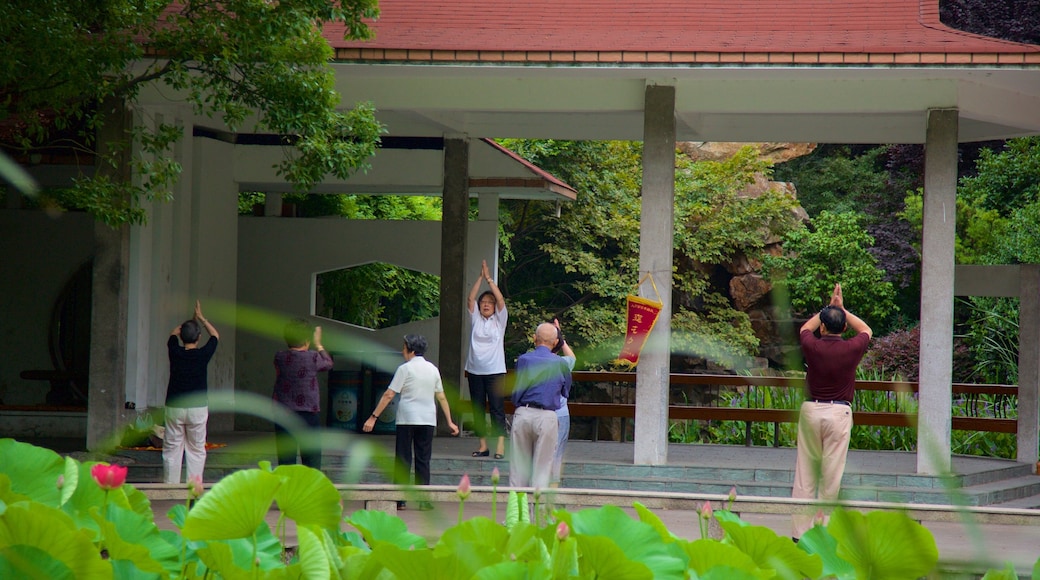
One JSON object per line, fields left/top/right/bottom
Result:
{"left": 985, "top": 197, "right": 1040, "bottom": 265}
{"left": 2, "top": 0, "right": 384, "bottom": 226}
{"left": 0, "top": 438, "right": 1030, "bottom": 578}
{"left": 762, "top": 210, "right": 897, "bottom": 323}
{"left": 960, "top": 137, "right": 1040, "bottom": 211}
{"left": 499, "top": 140, "right": 800, "bottom": 369}
{"left": 771, "top": 145, "right": 890, "bottom": 217}
{"left": 317, "top": 264, "right": 440, "bottom": 330}
{"left": 900, "top": 188, "right": 1008, "bottom": 265}
{"left": 958, "top": 297, "right": 1020, "bottom": 385}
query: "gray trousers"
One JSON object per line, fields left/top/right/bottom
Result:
{"left": 509, "top": 406, "right": 559, "bottom": 489}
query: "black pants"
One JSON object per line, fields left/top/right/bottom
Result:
{"left": 468, "top": 373, "right": 507, "bottom": 438}
{"left": 274, "top": 410, "right": 322, "bottom": 469}
{"left": 395, "top": 424, "right": 435, "bottom": 486}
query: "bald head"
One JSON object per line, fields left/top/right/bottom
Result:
{"left": 534, "top": 323, "right": 558, "bottom": 347}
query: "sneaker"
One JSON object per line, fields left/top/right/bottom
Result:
{"left": 418, "top": 501, "right": 434, "bottom": 511}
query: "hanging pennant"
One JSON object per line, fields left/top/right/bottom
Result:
{"left": 617, "top": 272, "right": 663, "bottom": 366}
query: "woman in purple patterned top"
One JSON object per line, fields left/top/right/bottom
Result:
{"left": 273, "top": 318, "right": 333, "bottom": 469}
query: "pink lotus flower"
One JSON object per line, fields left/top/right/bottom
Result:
{"left": 457, "top": 474, "right": 471, "bottom": 501}
{"left": 56, "top": 475, "right": 65, "bottom": 490}
{"left": 91, "top": 463, "right": 128, "bottom": 491}
{"left": 556, "top": 521, "right": 570, "bottom": 541}
{"left": 491, "top": 466, "right": 500, "bottom": 485}
{"left": 187, "top": 474, "right": 204, "bottom": 500}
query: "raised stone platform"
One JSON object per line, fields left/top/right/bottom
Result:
{"left": 112, "top": 431, "right": 1040, "bottom": 510}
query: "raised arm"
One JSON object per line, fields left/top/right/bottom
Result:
{"left": 482, "top": 260, "right": 506, "bottom": 312}
{"left": 467, "top": 272, "right": 483, "bottom": 313}
{"left": 194, "top": 300, "right": 219, "bottom": 339}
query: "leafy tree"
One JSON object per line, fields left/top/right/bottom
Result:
{"left": 1, "top": 0, "right": 383, "bottom": 226}
{"left": 762, "top": 210, "right": 897, "bottom": 325}
{"left": 958, "top": 137, "right": 1040, "bottom": 213}
{"left": 498, "top": 140, "right": 801, "bottom": 369}
{"left": 900, "top": 189, "right": 1007, "bottom": 265}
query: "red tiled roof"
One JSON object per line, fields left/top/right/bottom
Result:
{"left": 325, "top": 0, "right": 1039, "bottom": 61}
{"left": 478, "top": 139, "right": 577, "bottom": 200}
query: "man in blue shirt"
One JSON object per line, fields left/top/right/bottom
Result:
{"left": 510, "top": 322, "right": 573, "bottom": 489}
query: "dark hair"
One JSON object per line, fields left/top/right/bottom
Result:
{"left": 820, "top": 306, "right": 847, "bottom": 334}
{"left": 180, "top": 320, "right": 201, "bottom": 344}
{"left": 284, "top": 318, "right": 311, "bottom": 348}
{"left": 477, "top": 291, "right": 496, "bottom": 306}
{"left": 403, "top": 334, "right": 428, "bottom": 356}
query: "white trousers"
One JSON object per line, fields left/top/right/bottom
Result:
{"left": 163, "top": 406, "right": 209, "bottom": 484}
{"left": 509, "top": 406, "right": 559, "bottom": 489}
{"left": 791, "top": 401, "right": 853, "bottom": 538}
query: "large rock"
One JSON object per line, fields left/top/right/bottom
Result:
{"left": 678, "top": 142, "right": 817, "bottom": 164}
{"left": 676, "top": 142, "right": 815, "bottom": 369}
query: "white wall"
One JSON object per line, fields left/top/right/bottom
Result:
{"left": 235, "top": 216, "right": 497, "bottom": 430}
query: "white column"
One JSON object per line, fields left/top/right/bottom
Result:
{"left": 634, "top": 84, "right": 675, "bottom": 466}
{"left": 191, "top": 136, "right": 238, "bottom": 431}
{"left": 1018, "top": 264, "right": 1040, "bottom": 468}
{"left": 917, "top": 108, "right": 958, "bottom": 475}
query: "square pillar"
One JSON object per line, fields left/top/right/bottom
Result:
{"left": 439, "top": 137, "right": 469, "bottom": 430}
{"left": 634, "top": 84, "right": 675, "bottom": 466}
{"left": 1018, "top": 264, "right": 1040, "bottom": 468}
{"left": 917, "top": 108, "right": 958, "bottom": 475}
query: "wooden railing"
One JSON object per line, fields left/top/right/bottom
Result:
{"left": 505, "top": 372, "right": 1019, "bottom": 444}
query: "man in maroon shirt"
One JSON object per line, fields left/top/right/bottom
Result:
{"left": 792, "top": 283, "right": 872, "bottom": 541}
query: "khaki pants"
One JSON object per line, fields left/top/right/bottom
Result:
{"left": 509, "top": 406, "right": 558, "bottom": 489}
{"left": 791, "top": 400, "right": 852, "bottom": 538}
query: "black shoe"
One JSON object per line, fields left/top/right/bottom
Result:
{"left": 397, "top": 501, "right": 407, "bottom": 510}
{"left": 418, "top": 501, "right": 434, "bottom": 511}
{"left": 494, "top": 453, "right": 505, "bottom": 460}
{"left": 472, "top": 449, "right": 490, "bottom": 457}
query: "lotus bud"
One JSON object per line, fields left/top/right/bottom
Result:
{"left": 457, "top": 474, "right": 471, "bottom": 501}
{"left": 187, "top": 474, "right": 204, "bottom": 500}
{"left": 556, "top": 521, "right": 570, "bottom": 541}
{"left": 699, "top": 500, "right": 713, "bottom": 520}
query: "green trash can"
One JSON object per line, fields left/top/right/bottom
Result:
{"left": 362, "top": 366, "right": 399, "bottom": 434}
{"left": 327, "top": 370, "right": 362, "bottom": 432}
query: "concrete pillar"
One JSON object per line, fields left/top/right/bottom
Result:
{"left": 439, "top": 137, "right": 469, "bottom": 430}
{"left": 1018, "top": 264, "right": 1040, "bottom": 468}
{"left": 634, "top": 84, "right": 675, "bottom": 466}
{"left": 191, "top": 137, "right": 238, "bottom": 432}
{"left": 265, "top": 192, "right": 282, "bottom": 217}
{"left": 917, "top": 108, "right": 958, "bottom": 475}
{"left": 87, "top": 98, "right": 133, "bottom": 450}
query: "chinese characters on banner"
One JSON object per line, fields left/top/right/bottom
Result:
{"left": 617, "top": 294, "right": 663, "bottom": 365}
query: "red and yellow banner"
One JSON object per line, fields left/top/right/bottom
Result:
{"left": 617, "top": 294, "right": 662, "bottom": 365}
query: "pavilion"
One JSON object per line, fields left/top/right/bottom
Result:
{"left": 6, "top": 1, "right": 1039, "bottom": 476}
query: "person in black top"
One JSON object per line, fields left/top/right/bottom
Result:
{"left": 162, "top": 300, "right": 219, "bottom": 484}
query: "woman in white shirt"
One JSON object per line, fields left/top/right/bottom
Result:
{"left": 465, "top": 260, "right": 508, "bottom": 459}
